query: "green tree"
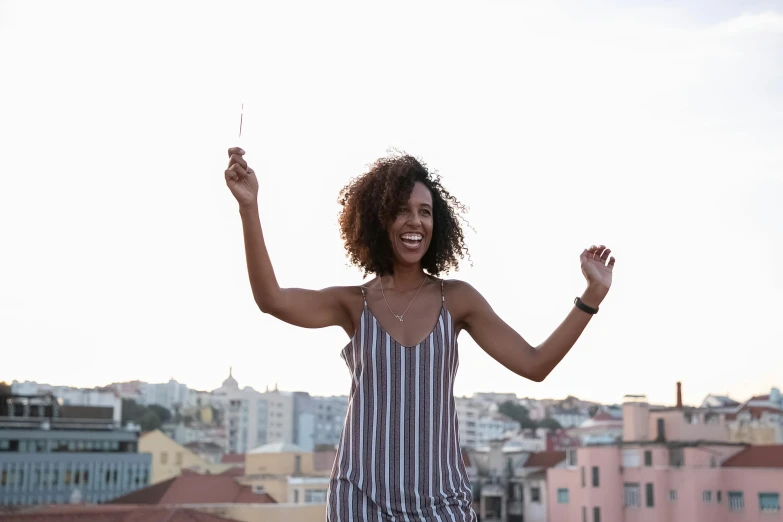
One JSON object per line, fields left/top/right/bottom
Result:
{"left": 137, "top": 410, "right": 162, "bottom": 431}
{"left": 537, "top": 417, "right": 563, "bottom": 431}
{"left": 588, "top": 405, "right": 600, "bottom": 417}
{"left": 149, "top": 404, "right": 172, "bottom": 424}
{"left": 0, "top": 381, "right": 10, "bottom": 395}
{"left": 121, "top": 399, "right": 167, "bottom": 431}
{"left": 498, "top": 401, "right": 537, "bottom": 430}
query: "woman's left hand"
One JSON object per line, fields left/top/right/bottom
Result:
{"left": 581, "top": 245, "right": 615, "bottom": 292}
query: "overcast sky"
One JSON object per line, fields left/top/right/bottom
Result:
{"left": 1, "top": 0, "right": 781, "bottom": 407}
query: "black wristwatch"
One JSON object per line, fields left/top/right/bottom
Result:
{"left": 574, "top": 296, "right": 599, "bottom": 315}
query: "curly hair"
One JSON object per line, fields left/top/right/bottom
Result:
{"left": 338, "top": 152, "right": 469, "bottom": 277}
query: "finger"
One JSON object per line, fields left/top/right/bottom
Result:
{"left": 227, "top": 147, "right": 245, "bottom": 158}
{"left": 229, "top": 163, "right": 248, "bottom": 177}
{"left": 228, "top": 154, "right": 248, "bottom": 170}
{"left": 225, "top": 169, "right": 239, "bottom": 183}
{"left": 608, "top": 256, "right": 616, "bottom": 268}
{"left": 600, "top": 248, "right": 611, "bottom": 262}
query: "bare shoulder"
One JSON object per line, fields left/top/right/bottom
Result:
{"left": 441, "top": 278, "right": 486, "bottom": 326}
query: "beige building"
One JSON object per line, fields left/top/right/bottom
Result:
{"left": 243, "top": 441, "right": 331, "bottom": 506}
{"left": 140, "top": 429, "right": 231, "bottom": 484}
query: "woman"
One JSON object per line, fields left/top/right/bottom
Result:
{"left": 224, "top": 147, "right": 615, "bottom": 521}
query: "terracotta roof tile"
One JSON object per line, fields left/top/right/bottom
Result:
{"left": 110, "top": 474, "right": 275, "bottom": 505}
{"left": 524, "top": 451, "right": 567, "bottom": 469}
{"left": 220, "top": 453, "right": 244, "bottom": 464}
{"left": 722, "top": 445, "right": 783, "bottom": 468}
{"left": 2, "top": 505, "right": 237, "bottom": 522}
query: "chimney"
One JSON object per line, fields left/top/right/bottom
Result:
{"left": 676, "top": 382, "right": 683, "bottom": 409}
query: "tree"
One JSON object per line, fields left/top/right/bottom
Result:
{"left": 137, "top": 410, "right": 162, "bottom": 431}
{"left": 537, "top": 417, "right": 563, "bottom": 431}
{"left": 588, "top": 405, "right": 600, "bottom": 417}
{"left": 0, "top": 381, "right": 10, "bottom": 395}
{"left": 149, "top": 405, "right": 172, "bottom": 424}
{"left": 121, "top": 399, "right": 168, "bottom": 431}
{"left": 498, "top": 401, "right": 537, "bottom": 430}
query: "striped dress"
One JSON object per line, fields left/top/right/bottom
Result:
{"left": 327, "top": 282, "right": 476, "bottom": 521}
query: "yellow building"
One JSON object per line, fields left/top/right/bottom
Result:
{"left": 243, "top": 442, "right": 331, "bottom": 505}
{"left": 139, "top": 429, "right": 227, "bottom": 484}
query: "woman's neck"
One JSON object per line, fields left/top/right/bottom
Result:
{"left": 381, "top": 264, "right": 427, "bottom": 290}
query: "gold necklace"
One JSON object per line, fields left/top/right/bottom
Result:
{"left": 380, "top": 275, "right": 427, "bottom": 322}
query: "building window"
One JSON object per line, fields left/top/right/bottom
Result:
{"left": 294, "top": 489, "right": 300, "bottom": 503}
{"left": 644, "top": 450, "right": 652, "bottom": 467}
{"left": 593, "top": 506, "right": 601, "bottom": 522}
{"left": 717, "top": 491, "right": 722, "bottom": 503}
{"left": 591, "top": 466, "right": 599, "bottom": 487}
{"left": 621, "top": 449, "right": 640, "bottom": 468}
{"left": 305, "top": 489, "right": 326, "bottom": 503}
{"left": 161, "top": 452, "right": 168, "bottom": 465}
{"left": 702, "top": 490, "right": 712, "bottom": 503}
{"left": 582, "top": 507, "right": 587, "bottom": 522}
{"left": 175, "top": 452, "right": 183, "bottom": 466}
{"left": 531, "top": 487, "right": 541, "bottom": 502}
{"left": 557, "top": 488, "right": 569, "bottom": 504}
{"left": 624, "top": 483, "right": 641, "bottom": 507}
{"left": 669, "top": 490, "right": 677, "bottom": 502}
{"left": 759, "top": 493, "right": 780, "bottom": 512}
{"left": 645, "top": 483, "right": 654, "bottom": 507}
{"left": 669, "top": 448, "right": 684, "bottom": 467}
{"left": 729, "top": 491, "right": 744, "bottom": 511}
{"left": 581, "top": 467, "right": 585, "bottom": 487}
{"left": 567, "top": 449, "right": 578, "bottom": 466}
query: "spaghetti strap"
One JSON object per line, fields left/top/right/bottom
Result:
{"left": 359, "top": 285, "right": 367, "bottom": 304}
{"left": 441, "top": 279, "right": 445, "bottom": 302}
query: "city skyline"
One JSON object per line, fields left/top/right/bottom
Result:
{"left": 7, "top": 372, "right": 774, "bottom": 412}
{"left": 1, "top": 1, "right": 782, "bottom": 406}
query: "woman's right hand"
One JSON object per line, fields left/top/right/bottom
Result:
{"left": 225, "top": 147, "right": 259, "bottom": 207}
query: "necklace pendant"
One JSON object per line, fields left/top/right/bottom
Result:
{"left": 397, "top": 315, "right": 404, "bottom": 322}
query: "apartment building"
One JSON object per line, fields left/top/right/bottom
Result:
{"left": 547, "top": 383, "right": 783, "bottom": 522}
{"left": 0, "top": 394, "right": 150, "bottom": 507}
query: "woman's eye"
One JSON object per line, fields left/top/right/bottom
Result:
{"left": 422, "top": 209, "right": 431, "bottom": 217}
{"left": 398, "top": 207, "right": 408, "bottom": 214}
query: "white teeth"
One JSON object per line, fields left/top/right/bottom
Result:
{"left": 402, "top": 234, "right": 422, "bottom": 241}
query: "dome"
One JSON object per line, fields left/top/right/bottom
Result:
{"left": 221, "top": 367, "right": 239, "bottom": 390}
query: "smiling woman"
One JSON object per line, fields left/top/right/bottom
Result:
{"left": 223, "top": 148, "right": 616, "bottom": 521}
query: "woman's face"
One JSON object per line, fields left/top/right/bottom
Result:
{"left": 388, "top": 181, "right": 434, "bottom": 269}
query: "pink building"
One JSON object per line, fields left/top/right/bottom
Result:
{"left": 547, "top": 383, "right": 783, "bottom": 522}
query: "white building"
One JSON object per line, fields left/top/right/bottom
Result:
{"left": 139, "top": 379, "right": 190, "bottom": 412}
{"left": 456, "top": 397, "right": 486, "bottom": 448}
{"left": 477, "top": 413, "right": 521, "bottom": 444}
{"left": 11, "top": 381, "right": 122, "bottom": 426}
{"left": 549, "top": 408, "right": 589, "bottom": 429}
{"left": 212, "top": 368, "right": 269, "bottom": 454}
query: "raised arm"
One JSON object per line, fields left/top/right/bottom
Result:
{"left": 455, "top": 246, "right": 615, "bottom": 382}
{"left": 225, "top": 148, "right": 353, "bottom": 333}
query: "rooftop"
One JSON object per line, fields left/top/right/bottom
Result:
{"left": 722, "top": 445, "right": 783, "bottom": 468}
{"left": 524, "top": 451, "right": 567, "bottom": 469}
{"left": 110, "top": 474, "right": 276, "bottom": 505}
{"left": 0, "top": 505, "right": 237, "bottom": 522}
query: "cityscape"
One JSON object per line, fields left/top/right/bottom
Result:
{"left": 2, "top": 373, "right": 783, "bottom": 521}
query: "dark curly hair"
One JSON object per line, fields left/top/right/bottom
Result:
{"left": 338, "top": 152, "right": 469, "bottom": 276}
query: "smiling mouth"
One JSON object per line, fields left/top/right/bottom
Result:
{"left": 400, "top": 233, "right": 423, "bottom": 249}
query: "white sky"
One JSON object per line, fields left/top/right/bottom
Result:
{"left": 1, "top": 0, "right": 781, "bottom": 407}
